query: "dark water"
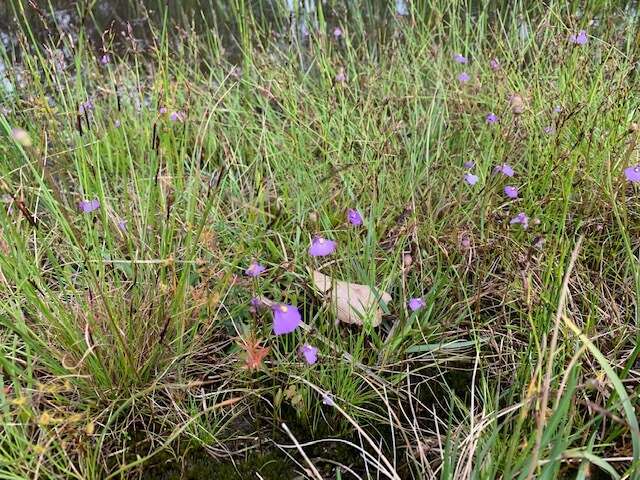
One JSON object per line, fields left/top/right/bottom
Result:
{"left": 0, "top": 0, "right": 409, "bottom": 98}
{"left": 0, "top": 0, "right": 406, "bottom": 57}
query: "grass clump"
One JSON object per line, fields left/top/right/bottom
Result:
{"left": 1, "top": 0, "right": 640, "bottom": 478}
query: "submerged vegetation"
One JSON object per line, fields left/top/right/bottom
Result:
{"left": 2, "top": 0, "right": 640, "bottom": 478}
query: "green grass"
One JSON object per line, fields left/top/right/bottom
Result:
{"left": 1, "top": 0, "right": 640, "bottom": 478}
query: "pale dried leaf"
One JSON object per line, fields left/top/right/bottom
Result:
{"left": 312, "top": 271, "right": 391, "bottom": 327}
{"left": 510, "top": 94, "right": 525, "bottom": 114}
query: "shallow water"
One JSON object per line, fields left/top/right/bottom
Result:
{"left": 0, "top": 0, "right": 352, "bottom": 55}
{"left": 0, "top": 0, "right": 406, "bottom": 99}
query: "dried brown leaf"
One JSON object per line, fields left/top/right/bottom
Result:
{"left": 312, "top": 270, "right": 391, "bottom": 327}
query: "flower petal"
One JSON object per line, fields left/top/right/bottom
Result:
{"left": 309, "top": 237, "right": 337, "bottom": 257}
{"left": 299, "top": 344, "right": 318, "bottom": 365}
{"left": 272, "top": 304, "right": 302, "bottom": 335}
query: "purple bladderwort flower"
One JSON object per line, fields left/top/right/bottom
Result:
{"left": 309, "top": 237, "right": 337, "bottom": 257}
{"left": 453, "top": 53, "right": 468, "bottom": 64}
{"left": 272, "top": 303, "right": 302, "bottom": 335}
{"left": 299, "top": 344, "right": 318, "bottom": 365}
{"left": 333, "top": 27, "right": 343, "bottom": 39}
{"left": 460, "top": 234, "right": 471, "bottom": 249}
{"left": 117, "top": 219, "right": 127, "bottom": 231}
{"left": 335, "top": 67, "right": 346, "bottom": 83}
{"left": 464, "top": 173, "right": 479, "bottom": 185}
{"left": 486, "top": 113, "right": 498, "bottom": 124}
{"left": 408, "top": 297, "right": 425, "bottom": 311}
{"left": 100, "top": 54, "right": 110, "bottom": 65}
{"left": 489, "top": 58, "right": 500, "bottom": 71}
{"left": 510, "top": 212, "right": 529, "bottom": 229}
{"left": 543, "top": 125, "right": 555, "bottom": 134}
{"left": 159, "top": 106, "right": 168, "bottom": 115}
{"left": 78, "top": 198, "right": 100, "bottom": 213}
{"left": 463, "top": 161, "right": 475, "bottom": 169}
{"left": 79, "top": 100, "right": 94, "bottom": 114}
{"left": 494, "top": 163, "right": 515, "bottom": 177}
{"left": 114, "top": 120, "right": 121, "bottom": 128}
{"left": 625, "top": 165, "right": 640, "bottom": 183}
{"left": 322, "top": 392, "right": 335, "bottom": 406}
{"left": 249, "top": 297, "right": 269, "bottom": 313}
{"left": 347, "top": 208, "right": 363, "bottom": 226}
{"left": 250, "top": 297, "right": 262, "bottom": 308}
{"left": 569, "top": 30, "right": 588, "bottom": 45}
{"left": 504, "top": 185, "right": 518, "bottom": 199}
{"left": 457, "top": 72, "right": 470, "bottom": 83}
{"left": 245, "top": 261, "right": 266, "bottom": 277}
{"left": 170, "top": 111, "right": 186, "bottom": 122}
{"left": 553, "top": 105, "right": 562, "bottom": 113}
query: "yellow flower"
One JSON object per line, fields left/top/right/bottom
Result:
{"left": 38, "top": 412, "right": 53, "bottom": 426}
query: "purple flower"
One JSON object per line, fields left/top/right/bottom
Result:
{"left": 245, "top": 261, "right": 266, "bottom": 277}
{"left": 309, "top": 237, "right": 337, "bottom": 257}
{"left": 460, "top": 235, "right": 471, "bottom": 249}
{"left": 570, "top": 30, "right": 588, "bottom": 45}
{"left": 117, "top": 219, "right": 127, "bottom": 231}
{"left": 504, "top": 185, "right": 518, "bottom": 199}
{"left": 543, "top": 125, "right": 555, "bottom": 134}
{"left": 299, "top": 344, "right": 318, "bottom": 365}
{"left": 494, "top": 164, "right": 515, "bottom": 177}
{"left": 486, "top": 113, "right": 498, "bottom": 124}
{"left": 624, "top": 165, "right": 640, "bottom": 183}
{"left": 463, "top": 161, "right": 475, "bottom": 169}
{"left": 114, "top": 120, "right": 121, "bottom": 128}
{"left": 272, "top": 303, "right": 302, "bottom": 335}
{"left": 464, "top": 173, "right": 479, "bottom": 186}
{"left": 100, "top": 54, "right": 110, "bottom": 65}
{"left": 553, "top": 105, "right": 562, "bottom": 113}
{"left": 333, "top": 27, "right": 343, "bottom": 39}
{"left": 170, "top": 111, "right": 185, "bottom": 122}
{"left": 489, "top": 58, "right": 500, "bottom": 71}
{"left": 510, "top": 212, "right": 529, "bottom": 229}
{"left": 408, "top": 297, "right": 425, "bottom": 311}
{"left": 347, "top": 208, "right": 363, "bottom": 226}
{"left": 322, "top": 392, "right": 335, "bottom": 406}
{"left": 79, "top": 100, "right": 94, "bottom": 114}
{"left": 453, "top": 53, "right": 468, "bottom": 64}
{"left": 335, "top": 67, "right": 346, "bottom": 83}
{"left": 250, "top": 297, "right": 268, "bottom": 312}
{"left": 159, "top": 106, "right": 167, "bottom": 114}
{"left": 457, "top": 72, "right": 470, "bottom": 83}
{"left": 78, "top": 198, "right": 100, "bottom": 213}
